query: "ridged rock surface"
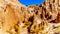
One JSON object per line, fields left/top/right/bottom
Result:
{"left": 0, "top": 0, "right": 60, "bottom": 34}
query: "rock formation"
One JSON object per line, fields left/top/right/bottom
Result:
{"left": 0, "top": 0, "right": 60, "bottom": 34}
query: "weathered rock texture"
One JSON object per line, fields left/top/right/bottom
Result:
{"left": 0, "top": 0, "right": 60, "bottom": 34}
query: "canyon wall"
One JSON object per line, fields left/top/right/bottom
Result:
{"left": 0, "top": 0, "right": 60, "bottom": 34}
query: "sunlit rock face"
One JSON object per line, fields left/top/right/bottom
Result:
{"left": 0, "top": 0, "right": 60, "bottom": 34}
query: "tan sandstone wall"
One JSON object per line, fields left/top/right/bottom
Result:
{"left": 0, "top": 0, "right": 60, "bottom": 34}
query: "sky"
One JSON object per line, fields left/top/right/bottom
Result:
{"left": 18, "top": 0, "right": 45, "bottom": 6}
